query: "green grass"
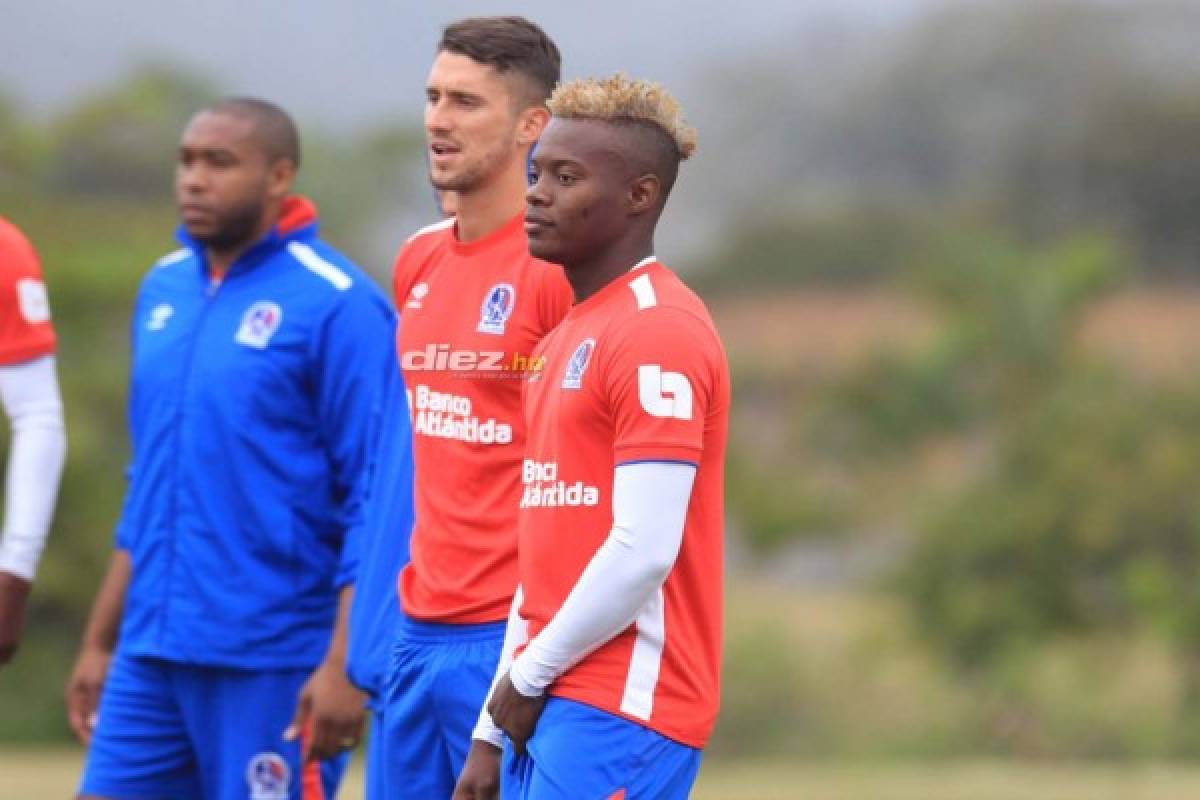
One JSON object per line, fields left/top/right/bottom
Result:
{"left": 11, "top": 748, "right": 1200, "bottom": 799}
{"left": 694, "top": 761, "right": 1200, "bottom": 799}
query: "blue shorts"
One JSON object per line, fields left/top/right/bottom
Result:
{"left": 382, "top": 615, "right": 505, "bottom": 797}
{"left": 79, "top": 653, "right": 347, "bottom": 800}
{"left": 501, "top": 697, "right": 701, "bottom": 800}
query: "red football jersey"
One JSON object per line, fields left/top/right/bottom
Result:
{"left": 0, "top": 216, "right": 56, "bottom": 365}
{"left": 517, "top": 258, "right": 730, "bottom": 748}
{"left": 393, "top": 212, "right": 573, "bottom": 623}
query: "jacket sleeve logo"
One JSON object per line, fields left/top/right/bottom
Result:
{"left": 477, "top": 282, "right": 515, "bottom": 334}
{"left": 234, "top": 301, "right": 284, "bottom": 349}
{"left": 637, "top": 364, "right": 693, "bottom": 420}
{"left": 561, "top": 338, "right": 596, "bottom": 389}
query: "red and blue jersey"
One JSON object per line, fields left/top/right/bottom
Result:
{"left": 518, "top": 259, "right": 730, "bottom": 748}
{"left": 115, "top": 197, "right": 398, "bottom": 670}
{"left": 392, "top": 213, "right": 572, "bottom": 624}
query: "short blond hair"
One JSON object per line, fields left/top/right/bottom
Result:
{"left": 547, "top": 74, "right": 697, "bottom": 160}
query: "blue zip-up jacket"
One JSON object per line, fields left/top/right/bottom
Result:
{"left": 115, "top": 197, "right": 397, "bottom": 670}
{"left": 345, "top": 366, "right": 414, "bottom": 701}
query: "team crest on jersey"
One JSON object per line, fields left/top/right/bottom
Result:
{"left": 146, "top": 303, "right": 174, "bottom": 331}
{"left": 477, "top": 283, "right": 515, "bottom": 335}
{"left": 561, "top": 338, "right": 596, "bottom": 390}
{"left": 234, "top": 301, "right": 284, "bottom": 349}
{"left": 246, "top": 752, "right": 290, "bottom": 800}
{"left": 16, "top": 278, "right": 51, "bottom": 324}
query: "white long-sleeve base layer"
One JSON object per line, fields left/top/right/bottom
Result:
{"left": 472, "top": 460, "right": 697, "bottom": 747}
{"left": 0, "top": 355, "right": 66, "bottom": 581}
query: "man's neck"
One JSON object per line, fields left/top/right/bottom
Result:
{"left": 206, "top": 248, "right": 241, "bottom": 277}
{"left": 454, "top": 161, "right": 528, "bottom": 244}
{"left": 567, "top": 236, "right": 655, "bottom": 303}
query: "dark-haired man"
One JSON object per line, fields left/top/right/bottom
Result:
{"left": 460, "top": 75, "right": 729, "bottom": 800}
{"left": 67, "top": 98, "right": 397, "bottom": 800}
{"left": 382, "top": 15, "right": 572, "bottom": 799}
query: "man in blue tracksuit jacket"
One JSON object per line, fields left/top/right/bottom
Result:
{"left": 67, "top": 98, "right": 397, "bottom": 800}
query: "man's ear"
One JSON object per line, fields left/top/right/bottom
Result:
{"left": 267, "top": 159, "right": 296, "bottom": 201}
{"left": 628, "top": 173, "right": 662, "bottom": 216}
{"left": 517, "top": 106, "right": 551, "bottom": 147}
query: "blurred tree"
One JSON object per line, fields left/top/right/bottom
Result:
{"left": 44, "top": 63, "right": 217, "bottom": 198}
{"left": 816, "top": 232, "right": 1122, "bottom": 454}
{"left": 698, "top": 0, "right": 1200, "bottom": 287}
{"left": 903, "top": 373, "right": 1200, "bottom": 694}
{"left": 1069, "top": 90, "right": 1200, "bottom": 276}
{"left": 725, "top": 448, "right": 845, "bottom": 552}
{"left": 694, "top": 206, "right": 925, "bottom": 291}
{"left": 0, "top": 92, "right": 47, "bottom": 188}
{"left": 888, "top": 233, "right": 1200, "bottom": 751}
{"left": 297, "top": 123, "right": 425, "bottom": 270}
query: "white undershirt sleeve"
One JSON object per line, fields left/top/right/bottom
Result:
{"left": 0, "top": 355, "right": 67, "bottom": 581}
{"left": 507, "top": 460, "right": 696, "bottom": 698}
{"left": 471, "top": 585, "right": 529, "bottom": 747}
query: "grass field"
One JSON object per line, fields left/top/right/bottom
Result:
{"left": 11, "top": 749, "right": 1200, "bottom": 799}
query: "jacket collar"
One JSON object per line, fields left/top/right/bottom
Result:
{"left": 176, "top": 196, "right": 319, "bottom": 279}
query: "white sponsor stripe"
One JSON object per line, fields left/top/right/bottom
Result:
{"left": 288, "top": 242, "right": 353, "bottom": 291}
{"left": 154, "top": 248, "right": 190, "bottom": 268}
{"left": 620, "top": 587, "right": 665, "bottom": 720}
{"left": 406, "top": 217, "right": 455, "bottom": 243}
{"left": 629, "top": 273, "right": 657, "bottom": 310}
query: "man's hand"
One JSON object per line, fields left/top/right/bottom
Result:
{"left": 0, "top": 571, "right": 31, "bottom": 665}
{"left": 284, "top": 659, "right": 366, "bottom": 762}
{"left": 65, "top": 644, "right": 112, "bottom": 744}
{"left": 64, "top": 549, "right": 129, "bottom": 745}
{"left": 452, "top": 739, "right": 502, "bottom": 799}
{"left": 487, "top": 671, "right": 547, "bottom": 756}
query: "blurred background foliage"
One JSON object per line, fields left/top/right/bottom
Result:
{"left": 4, "top": 0, "right": 1200, "bottom": 762}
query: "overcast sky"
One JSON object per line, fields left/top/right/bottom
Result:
{"left": 0, "top": 0, "right": 930, "bottom": 131}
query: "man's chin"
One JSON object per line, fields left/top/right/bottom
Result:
{"left": 526, "top": 237, "right": 561, "bottom": 264}
{"left": 182, "top": 222, "right": 217, "bottom": 243}
{"left": 430, "top": 164, "right": 492, "bottom": 194}
{"left": 429, "top": 171, "right": 466, "bottom": 192}
{"left": 183, "top": 225, "right": 243, "bottom": 251}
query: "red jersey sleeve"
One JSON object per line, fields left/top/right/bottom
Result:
{"left": 391, "top": 241, "right": 417, "bottom": 312}
{"left": 393, "top": 219, "right": 457, "bottom": 313}
{"left": 0, "top": 220, "right": 56, "bottom": 365}
{"left": 601, "top": 307, "right": 722, "bottom": 466}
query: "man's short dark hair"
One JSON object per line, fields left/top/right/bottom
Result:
{"left": 438, "top": 16, "right": 561, "bottom": 107}
{"left": 204, "top": 97, "right": 301, "bottom": 169}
